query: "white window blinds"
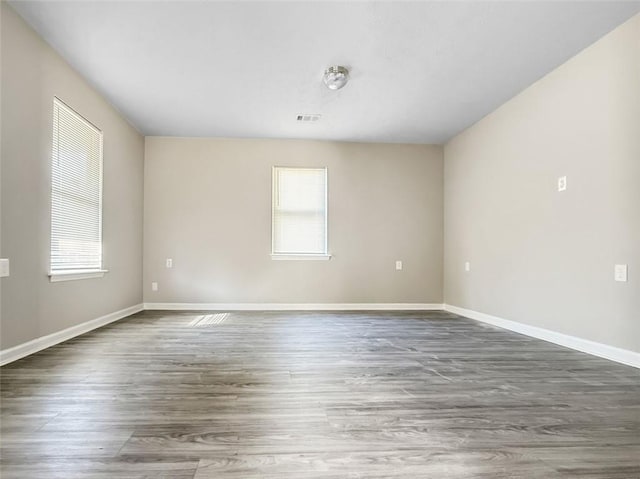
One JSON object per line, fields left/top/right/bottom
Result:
{"left": 50, "top": 98, "right": 103, "bottom": 272}
{"left": 272, "top": 167, "right": 327, "bottom": 255}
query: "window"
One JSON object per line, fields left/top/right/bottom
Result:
{"left": 272, "top": 167, "right": 329, "bottom": 259}
{"left": 50, "top": 98, "right": 105, "bottom": 280}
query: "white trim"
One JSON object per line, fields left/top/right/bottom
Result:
{"left": 271, "top": 254, "right": 331, "bottom": 261}
{"left": 144, "top": 302, "right": 444, "bottom": 311}
{"left": 49, "top": 269, "right": 109, "bottom": 282}
{"left": 0, "top": 303, "right": 143, "bottom": 366}
{"left": 444, "top": 304, "right": 640, "bottom": 369}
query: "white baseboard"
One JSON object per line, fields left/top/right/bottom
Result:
{"left": 444, "top": 304, "right": 640, "bottom": 369}
{"left": 0, "top": 303, "right": 144, "bottom": 366}
{"left": 143, "top": 302, "right": 444, "bottom": 311}
{"left": 7, "top": 302, "right": 635, "bottom": 369}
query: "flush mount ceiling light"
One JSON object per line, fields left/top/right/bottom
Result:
{"left": 323, "top": 66, "right": 349, "bottom": 90}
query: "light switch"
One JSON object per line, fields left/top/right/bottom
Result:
{"left": 395, "top": 260, "right": 403, "bottom": 271}
{"left": 614, "top": 264, "right": 628, "bottom": 282}
{"left": 151, "top": 282, "right": 159, "bottom": 291}
{"left": 558, "top": 176, "right": 567, "bottom": 192}
{"left": 465, "top": 261, "right": 471, "bottom": 272}
{"left": 0, "top": 258, "right": 9, "bottom": 277}
{"left": 166, "top": 258, "right": 173, "bottom": 268}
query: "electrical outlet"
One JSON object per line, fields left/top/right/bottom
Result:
{"left": 0, "top": 258, "right": 9, "bottom": 277}
{"left": 465, "top": 261, "right": 470, "bottom": 272}
{"left": 558, "top": 176, "right": 567, "bottom": 192}
{"left": 166, "top": 258, "right": 173, "bottom": 268}
{"left": 395, "top": 260, "right": 403, "bottom": 271}
{"left": 614, "top": 264, "right": 628, "bottom": 282}
{"left": 151, "top": 282, "right": 158, "bottom": 291}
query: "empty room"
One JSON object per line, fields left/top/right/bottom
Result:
{"left": 1, "top": 0, "right": 639, "bottom": 477}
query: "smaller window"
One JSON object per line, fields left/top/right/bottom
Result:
{"left": 272, "top": 167, "right": 328, "bottom": 258}
{"left": 50, "top": 98, "right": 104, "bottom": 276}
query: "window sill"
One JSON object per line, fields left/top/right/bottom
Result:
{"left": 49, "top": 269, "right": 109, "bottom": 282}
{"left": 271, "top": 254, "right": 331, "bottom": 261}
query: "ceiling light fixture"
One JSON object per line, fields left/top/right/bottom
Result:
{"left": 323, "top": 66, "right": 349, "bottom": 90}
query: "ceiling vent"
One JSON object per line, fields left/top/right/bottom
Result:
{"left": 296, "top": 114, "right": 321, "bottom": 123}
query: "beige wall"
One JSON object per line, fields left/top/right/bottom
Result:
{"left": 444, "top": 14, "right": 640, "bottom": 352}
{"left": 0, "top": 3, "right": 144, "bottom": 350}
{"left": 144, "top": 137, "right": 443, "bottom": 304}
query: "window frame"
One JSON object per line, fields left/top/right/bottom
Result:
{"left": 271, "top": 166, "right": 330, "bottom": 261}
{"left": 48, "top": 97, "right": 108, "bottom": 282}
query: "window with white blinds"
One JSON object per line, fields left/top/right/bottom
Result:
{"left": 272, "top": 167, "right": 327, "bottom": 256}
{"left": 50, "top": 98, "right": 103, "bottom": 273}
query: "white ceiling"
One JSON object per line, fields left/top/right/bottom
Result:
{"left": 10, "top": 1, "right": 640, "bottom": 144}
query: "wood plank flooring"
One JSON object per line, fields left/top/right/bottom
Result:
{"left": 1, "top": 310, "right": 639, "bottom": 478}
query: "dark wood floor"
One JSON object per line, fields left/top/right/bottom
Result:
{"left": 1, "top": 310, "right": 639, "bottom": 478}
